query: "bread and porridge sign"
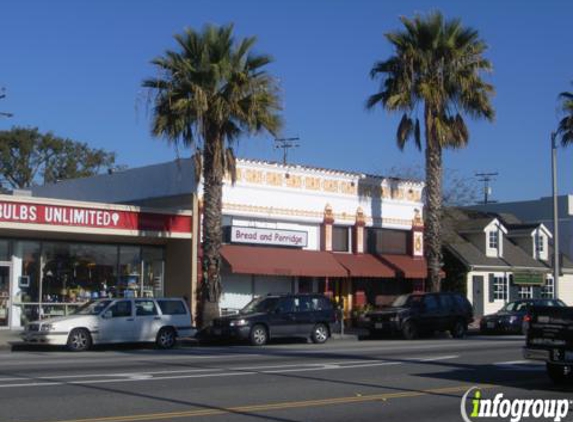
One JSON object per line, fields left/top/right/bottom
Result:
{"left": 230, "top": 226, "right": 308, "bottom": 248}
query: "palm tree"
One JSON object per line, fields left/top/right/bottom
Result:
{"left": 143, "top": 24, "right": 282, "bottom": 327}
{"left": 367, "top": 12, "right": 495, "bottom": 292}
{"left": 556, "top": 83, "right": 573, "bottom": 146}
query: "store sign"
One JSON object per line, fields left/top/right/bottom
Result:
{"left": 0, "top": 200, "right": 191, "bottom": 233}
{"left": 513, "top": 272, "right": 545, "bottom": 286}
{"left": 230, "top": 226, "right": 308, "bottom": 248}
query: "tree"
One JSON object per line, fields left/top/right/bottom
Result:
{"left": 0, "top": 126, "right": 118, "bottom": 189}
{"left": 556, "top": 83, "right": 573, "bottom": 146}
{"left": 386, "top": 165, "right": 480, "bottom": 206}
{"left": 143, "top": 24, "right": 282, "bottom": 327}
{"left": 367, "top": 12, "right": 495, "bottom": 292}
{"left": 0, "top": 87, "right": 13, "bottom": 119}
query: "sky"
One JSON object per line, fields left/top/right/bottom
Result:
{"left": 1, "top": 0, "right": 572, "bottom": 203}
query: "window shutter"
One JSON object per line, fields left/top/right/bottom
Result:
{"left": 488, "top": 274, "right": 495, "bottom": 303}
{"left": 508, "top": 274, "right": 518, "bottom": 301}
{"left": 533, "top": 286, "right": 542, "bottom": 299}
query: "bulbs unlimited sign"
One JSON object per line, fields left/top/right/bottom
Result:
{"left": 231, "top": 226, "right": 308, "bottom": 248}
{"left": 0, "top": 200, "right": 192, "bottom": 233}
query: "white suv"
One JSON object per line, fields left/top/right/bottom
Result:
{"left": 21, "top": 298, "right": 196, "bottom": 351}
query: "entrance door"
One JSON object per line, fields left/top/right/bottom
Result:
{"left": 0, "top": 266, "right": 10, "bottom": 327}
{"left": 472, "top": 276, "right": 484, "bottom": 317}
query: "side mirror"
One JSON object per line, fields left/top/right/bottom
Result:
{"left": 102, "top": 310, "right": 112, "bottom": 319}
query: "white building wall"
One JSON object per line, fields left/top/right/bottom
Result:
{"left": 559, "top": 274, "right": 573, "bottom": 305}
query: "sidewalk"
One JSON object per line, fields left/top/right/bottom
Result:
{"left": 0, "top": 330, "right": 22, "bottom": 351}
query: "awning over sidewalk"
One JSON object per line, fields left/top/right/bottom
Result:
{"left": 332, "top": 253, "right": 395, "bottom": 278}
{"left": 221, "top": 244, "right": 348, "bottom": 277}
{"left": 378, "top": 254, "right": 429, "bottom": 279}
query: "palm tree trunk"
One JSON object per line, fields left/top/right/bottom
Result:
{"left": 424, "top": 105, "right": 443, "bottom": 292}
{"left": 200, "top": 133, "right": 224, "bottom": 328}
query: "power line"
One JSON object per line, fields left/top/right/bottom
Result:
{"left": 475, "top": 172, "right": 498, "bottom": 204}
{"left": 274, "top": 137, "right": 300, "bottom": 165}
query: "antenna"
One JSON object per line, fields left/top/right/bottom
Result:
{"left": 274, "top": 137, "right": 300, "bottom": 165}
{"left": 475, "top": 172, "right": 498, "bottom": 204}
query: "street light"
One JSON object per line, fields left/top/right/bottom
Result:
{"left": 551, "top": 131, "right": 560, "bottom": 298}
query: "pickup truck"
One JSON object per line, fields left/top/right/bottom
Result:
{"left": 523, "top": 306, "right": 573, "bottom": 385}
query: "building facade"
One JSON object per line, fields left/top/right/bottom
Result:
{"left": 32, "top": 158, "right": 428, "bottom": 322}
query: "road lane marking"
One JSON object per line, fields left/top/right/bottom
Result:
{"left": 0, "top": 355, "right": 459, "bottom": 388}
{"left": 494, "top": 360, "right": 545, "bottom": 371}
{"left": 41, "top": 384, "right": 497, "bottom": 422}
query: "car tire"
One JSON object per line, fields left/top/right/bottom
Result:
{"left": 311, "top": 323, "right": 329, "bottom": 344}
{"left": 402, "top": 321, "right": 418, "bottom": 340}
{"left": 451, "top": 320, "right": 467, "bottom": 339}
{"left": 67, "top": 328, "right": 92, "bottom": 352}
{"left": 546, "top": 363, "right": 573, "bottom": 386}
{"left": 156, "top": 327, "right": 177, "bottom": 349}
{"left": 250, "top": 324, "right": 268, "bottom": 346}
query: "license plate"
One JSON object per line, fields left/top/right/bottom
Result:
{"left": 213, "top": 328, "right": 222, "bottom": 336}
{"left": 487, "top": 322, "right": 495, "bottom": 329}
{"left": 374, "top": 323, "right": 383, "bottom": 329}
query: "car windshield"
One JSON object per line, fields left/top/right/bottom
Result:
{"left": 392, "top": 294, "right": 423, "bottom": 308}
{"left": 241, "top": 297, "right": 279, "bottom": 314}
{"left": 73, "top": 300, "right": 112, "bottom": 316}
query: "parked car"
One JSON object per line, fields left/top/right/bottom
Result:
{"left": 21, "top": 298, "right": 196, "bottom": 351}
{"left": 210, "top": 293, "right": 337, "bottom": 346}
{"left": 358, "top": 292, "right": 473, "bottom": 340}
{"left": 480, "top": 299, "right": 567, "bottom": 335}
{"left": 523, "top": 305, "right": 573, "bottom": 385}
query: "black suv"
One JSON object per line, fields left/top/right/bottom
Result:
{"left": 358, "top": 292, "right": 473, "bottom": 340}
{"left": 211, "top": 293, "right": 336, "bottom": 346}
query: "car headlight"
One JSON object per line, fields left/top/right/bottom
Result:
{"left": 229, "top": 319, "right": 249, "bottom": 327}
{"left": 390, "top": 315, "right": 400, "bottom": 322}
{"left": 40, "top": 324, "right": 54, "bottom": 332}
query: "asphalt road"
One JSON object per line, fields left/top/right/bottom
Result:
{"left": 0, "top": 336, "right": 571, "bottom": 422}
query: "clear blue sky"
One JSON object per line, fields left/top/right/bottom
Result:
{"left": 1, "top": 0, "right": 572, "bottom": 202}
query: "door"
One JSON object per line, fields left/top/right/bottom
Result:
{"left": 99, "top": 300, "right": 135, "bottom": 343}
{"left": 0, "top": 265, "right": 10, "bottom": 328}
{"left": 133, "top": 299, "right": 161, "bottom": 342}
{"left": 269, "top": 297, "right": 298, "bottom": 337}
{"left": 472, "top": 276, "right": 484, "bottom": 317}
{"left": 419, "top": 294, "right": 442, "bottom": 332}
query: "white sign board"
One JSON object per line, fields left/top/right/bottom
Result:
{"left": 230, "top": 226, "right": 308, "bottom": 248}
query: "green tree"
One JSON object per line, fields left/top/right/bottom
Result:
{"left": 367, "top": 12, "right": 495, "bottom": 292}
{"left": 0, "top": 126, "right": 118, "bottom": 189}
{"left": 143, "top": 24, "right": 282, "bottom": 327}
{"left": 0, "top": 87, "right": 13, "bottom": 118}
{"left": 556, "top": 83, "right": 573, "bottom": 146}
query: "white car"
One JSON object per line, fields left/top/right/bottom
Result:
{"left": 21, "top": 298, "right": 196, "bottom": 351}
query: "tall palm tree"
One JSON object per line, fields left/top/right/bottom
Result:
{"left": 143, "top": 24, "right": 282, "bottom": 327}
{"left": 557, "top": 83, "right": 573, "bottom": 146}
{"left": 367, "top": 12, "right": 494, "bottom": 292}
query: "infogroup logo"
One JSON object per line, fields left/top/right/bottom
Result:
{"left": 460, "top": 387, "right": 571, "bottom": 422}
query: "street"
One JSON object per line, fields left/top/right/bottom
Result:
{"left": 0, "top": 336, "right": 571, "bottom": 422}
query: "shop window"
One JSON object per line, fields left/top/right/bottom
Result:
{"left": 518, "top": 285, "right": 534, "bottom": 299}
{"left": 142, "top": 247, "right": 164, "bottom": 298}
{"left": 0, "top": 240, "right": 9, "bottom": 261}
{"left": 119, "top": 246, "right": 141, "bottom": 298}
{"left": 542, "top": 277, "right": 554, "bottom": 299}
{"left": 366, "top": 228, "right": 407, "bottom": 255}
{"left": 493, "top": 275, "right": 507, "bottom": 301}
{"left": 332, "top": 226, "right": 350, "bottom": 252}
{"left": 15, "top": 241, "right": 41, "bottom": 304}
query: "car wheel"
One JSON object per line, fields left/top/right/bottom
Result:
{"left": 546, "top": 363, "right": 573, "bottom": 386}
{"left": 250, "top": 324, "right": 268, "bottom": 346}
{"left": 451, "top": 320, "right": 467, "bottom": 339}
{"left": 402, "top": 321, "right": 418, "bottom": 340}
{"left": 156, "top": 327, "right": 177, "bottom": 349}
{"left": 67, "top": 328, "right": 92, "bottom": 352}
{"left": 311, "top": 323, "right": 329, "bottom": 344}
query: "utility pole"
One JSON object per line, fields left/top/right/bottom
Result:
{"left": 274, "top": 137, "right": 300, "bottom": 165}
{"left": 475, "top": 172, "right": 498, "bottom": 204}
{"left": 551, "top": 131, "right": 560, "bottom": 298}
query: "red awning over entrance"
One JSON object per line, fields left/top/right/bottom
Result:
{"left": 221, "top": 245, "right": 348, "bottom": 277}
{"left": 378, "top": 254, "right": 428, "bottom": 279}
{"left": 332, "top": 253, "right": 395, "bottom": 278}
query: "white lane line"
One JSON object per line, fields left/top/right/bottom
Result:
{"left": 0, "top": 355, "right": 459, "bottom": 389}
{"left": 493, "top": 360, "right": 545, "bottom": 371}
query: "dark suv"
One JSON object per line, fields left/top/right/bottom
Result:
{"left": 358, "top": 292, "right": 473, "bottom": 340}
{"left": 211, "top": 293, "right": 336, "bottom": 346}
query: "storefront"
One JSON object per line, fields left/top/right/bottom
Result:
{"left": 0, "top": 195, "right": 192, "bottom": 329}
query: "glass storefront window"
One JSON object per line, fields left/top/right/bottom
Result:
{"left": 119, "top": 246, "right": 141, "bottom": 298}
{"left": 142, "top": 247, "right": 164, "bottom": 298}
{"left": 0, "top": 240, "right": 9, "bottom": 261}
{"left": 15, "top": 241, "right": 41, "bottom": 303}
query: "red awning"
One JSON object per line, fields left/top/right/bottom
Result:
{"left": 221, "top": 244, "right": 348, "bottom": 277}
{"left": 332, "top": 253, "right": 395, "bottom": 278}
{"left": 378, "top": 254, "right": 428, "bottom": 279}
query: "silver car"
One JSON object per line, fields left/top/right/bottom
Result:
{"left": 21, "top": 298, "right": 196, "bottom": 351}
